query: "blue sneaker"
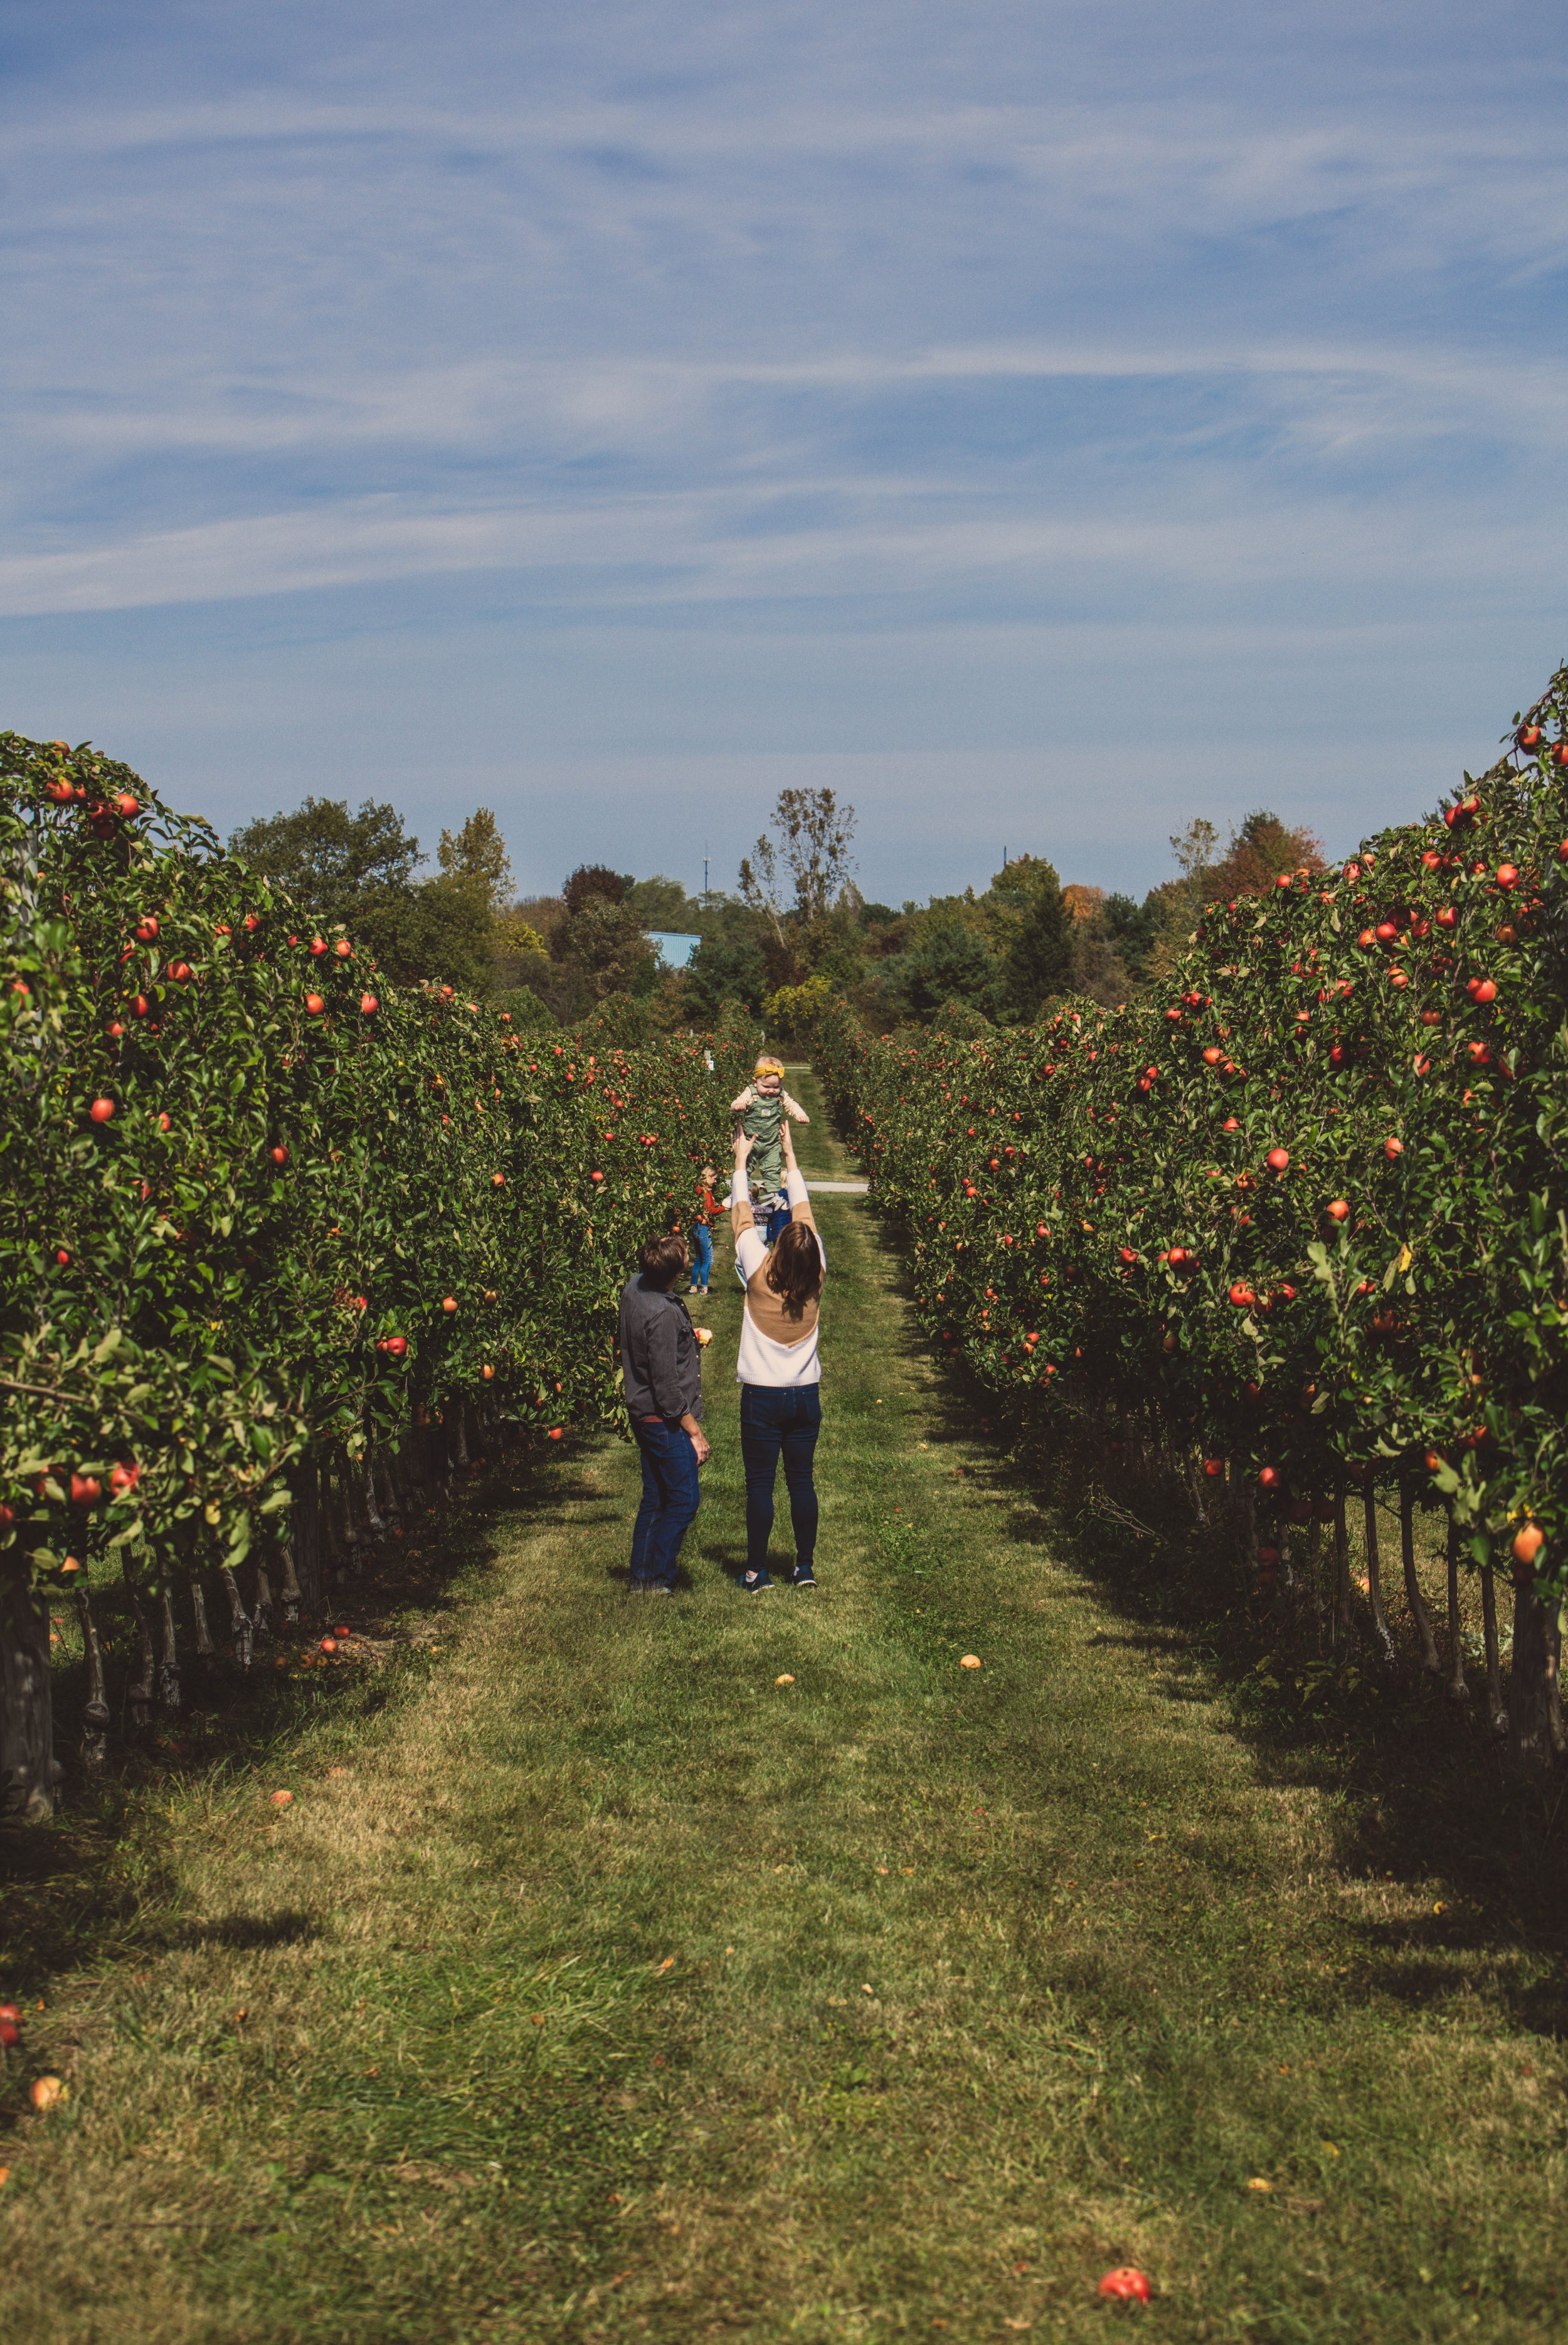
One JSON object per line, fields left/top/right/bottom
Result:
{"left": 792, "top": 1563, "right": 817, "bottom": 1588}
{"left": 741, "top": 1568, "right": 773, "bottom": 1594}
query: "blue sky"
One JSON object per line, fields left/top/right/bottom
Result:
{"left": 2, "top": 1, "right": 1565, "bottom": 904}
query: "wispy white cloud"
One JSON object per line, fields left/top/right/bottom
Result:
{"left": 1, "top": 1, "right": 1564, "bottom": 891}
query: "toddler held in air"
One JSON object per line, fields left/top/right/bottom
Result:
{"left": 731, "top": 1055, "right": 809, "bottom": 1200}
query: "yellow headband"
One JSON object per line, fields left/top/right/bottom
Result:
{"left": 753, "top": 1055, "right": 785, "bottom": 1077}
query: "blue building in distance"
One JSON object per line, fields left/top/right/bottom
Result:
{"left": 647, "top": 930, "right": 702, "bottom": 970}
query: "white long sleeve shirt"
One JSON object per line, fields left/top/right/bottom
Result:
{"left": 730, "top": 1167, "right": 826, "bottom": 1387}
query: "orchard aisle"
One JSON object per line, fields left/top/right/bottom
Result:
{"left": 3, "top": 1070, "right": 1560, "bottom": 2343}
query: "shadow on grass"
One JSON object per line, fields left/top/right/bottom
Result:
{"left": 874, "top": 1213, "right": 1568, "bottom": 2037}
{"left": 0, "top": 1435, "right": 596, "bottom": 1995}
{"left": 177, "top": 1908, "right": 320, "bottom": 1951}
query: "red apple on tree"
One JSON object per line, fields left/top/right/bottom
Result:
{"left": 89, "top": 1097, "right": 115, "bottom": 1123}
{"left": 1265, "top": 1147, "right": 1289, "bottom": 1172}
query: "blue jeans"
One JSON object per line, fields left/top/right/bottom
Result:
{"left": 689, "top": 1222, "right": 712, "bottom": 1289}
{"left": 738, "top": 1383, "right": 821, "bottom": 1577}
{"left": 629, "top": 1417, "right": 702, "bottom": 1588}
{"left": 764, "top": 1197, "right": 792, "bottom": 1246}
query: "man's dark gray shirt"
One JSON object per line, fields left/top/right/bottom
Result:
{"left": 618, "top": 1275, "right": 704, "bottom": 1423}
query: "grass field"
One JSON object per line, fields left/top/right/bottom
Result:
{"left": 2, "top": 1069, "right": 1565, "bottom": 2343}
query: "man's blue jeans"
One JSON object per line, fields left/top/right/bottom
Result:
{"left": 629, "top": 1417, "right": 701, "bottom": 1588}
{"left": 689, "top": 1222, "right": 712, "bottom": 1289}
{"left": 738, "top": 1383, "right": 821, "bottom": 1577}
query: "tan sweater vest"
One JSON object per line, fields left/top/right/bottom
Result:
{"left": 731, "top": 1189, "right": 822, "bottom": 1349}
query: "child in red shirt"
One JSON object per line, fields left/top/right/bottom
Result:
{"left": 689, "top": 1164, "right": 719, "bottom": 1296}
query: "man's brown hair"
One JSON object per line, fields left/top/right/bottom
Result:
{"left": 640, "top": 1231, "right": 689, "bottom": 1287}
{"left": 765, "top": 1220, "right": 824, "bottom": 1320}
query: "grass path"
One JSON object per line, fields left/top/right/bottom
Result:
{"left": 3, "top": 1070, "right": 1565, "bottom": 2342}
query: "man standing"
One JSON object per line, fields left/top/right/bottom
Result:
{"left": 618, "top": 1231, "right": 709, "bottom": 1592}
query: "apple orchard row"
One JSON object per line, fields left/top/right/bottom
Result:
{"left": 812, "top": 666, "right": 1568, "bottom": 1623}
{"left": 1, "top": 729, "right": 748, "bottom": 1619}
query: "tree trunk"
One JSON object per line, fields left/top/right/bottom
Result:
{"left": 191, "top": 1575, "right": 216, "bottom": 1659}
{"left": 0, "top": 1561, "right": 55, "bottom": 1819}
{"left": 122, "top": 1555, "right": 154, "bottom": 1736}
{"left": 77, "top": 1585, "right": 110, "bottom": 1770}
{"left": 1332, "top": 1490, "right": 1353, "bottom": 1644}
{"left": 252, "top": 1556, "right": 273, "bottom": 1643}
{"left": 1444, "top": 1513, "right": 1469, "bottom": 1704}
{"left": 287, "top": 1454, "right": 323, "bottom": 1622}
{"left": 157, "top": 1580, "right": 182, "bottom": 1714}
{"left": 1400, "top": 1481, "right": 1441, "bottom": 1674}
{"left": 334, "top": 1447, "right": 358, "bottom": 1561}
{"left": 220, "top": 1566, "right": 253, "bottom": 1671}
{"left": 363, "top": 1455, "right": 384, "bottom": 1537}
{"left": 1363, "top": 1487, "right": 1394, "bottom": 1661}
{"left": 1548, "top": 1605, "right": 1565, "bottom": 1761}
{"left": 452, "top": 1405, "right": 471, "bottom": 1474}
{"left": 323, "top": 1455, "right": 347, "bottom": 1579}
{"left": 1187, "top": 1454, "right": 1209, "bottom": 1529}
{"left": 1307, "top": 1521, "right": 1324, "bottom": 1650}
{"left": 1480, "top": 1564, "right": 1507, "bottom": 1736}
{"left": 278, "top": 1538, "right": 304, "bottom": 1627}
{"left": 1510, "top": 1575, "right": 1556, "bottom": 1775}
{"left": 377, "top": 1449, "right": 401, "bottom": 1523}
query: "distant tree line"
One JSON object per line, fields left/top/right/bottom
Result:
{"left": 230, "top": 789, "right": 1322, "bottom": 1038}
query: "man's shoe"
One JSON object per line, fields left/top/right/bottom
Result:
{"left": 792, "top": 1564, "right": 817, "bottom": 1588}
{"left": 632, "top": 1580, "right": 672, "bottom": 1595}
{"left": 741, "top": 1568, "right": 773, "bottom": 1594}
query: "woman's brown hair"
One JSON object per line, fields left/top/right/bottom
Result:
{"left": 765, "top": 1220, "right": 824, "bottom": 1320}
